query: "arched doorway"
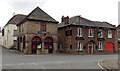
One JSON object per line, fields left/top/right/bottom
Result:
{"left": 88, "top": 42, "right": 93, "bottom": 54}
{"left": 32, "top": 36, "right": 42, "bottom": 54}
{"left": 44, "top": 37, "right": 53, "bottom": 53}
{"left": 86, "top": 40, "right": 96, "bottom": 54}
{"left": 106, "top": 43, "right": 114, "bottom": 53}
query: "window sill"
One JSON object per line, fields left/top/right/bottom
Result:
{"left": 98, "top": 49, "right": 103, "bottom": 51}
{"left": 108, "top": 37, "right": 112, "bottom": 39}
{"left": 77, "top": 36, "right": 83, "bottom": 37}
{"left": 88, "top": 36, "right": 93, "bottom": 38}
{"left": 77, "top": 50, "right": 83, "bottom": 52}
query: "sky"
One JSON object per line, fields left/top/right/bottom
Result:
{"left": 0, "top": 0, "right": 119, "bottom": 28}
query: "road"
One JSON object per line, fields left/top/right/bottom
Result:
{"left": 1, "top": 46, "right": 118, "bottom": 69}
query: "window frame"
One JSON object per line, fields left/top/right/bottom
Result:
{"left": 77, "top": 42, "right": 83, "bottom": 51}
{"left": 66, "top": 30, "right": 72, "bottom": 36}
{"left": 13, "top": 40, "right": 17, "bottom": 46}
{"left": 98, "top": 42, "right": 103, "bottom": 50}
{"left": 88, "top": 28, "right": 93, "bottom": 37}
{"left": 98, "top": 29, "right": 103, "bottom": 38}
{"left": 77, "top": 28, "right": 83, "bottom": 37}
{"left": 13, "top": 30, "right": 17, "bottom": 37}
{"left": 41, "top": 23, "right": 46, "bottom": 31}
{"left": 108, "top": 30, "right": 112, "bottom": 38}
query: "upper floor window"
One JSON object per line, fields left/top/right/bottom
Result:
{"left": 98, "top": 29, "right": 103, "bottom": 38}
{"left": 2, "top": 29, "right": 4, "bottom": 36}
{"left": 108, "top": 30, "right": 112, "bottom": 38}
{"left": 13, "top": 30, "right": 17, "bottom": 37}
{"left": 98, "top": 42, "right": 103, "bottom": 50}
{"left": 77, "top": 42, "right": 83, "bottom": 51}
{"left": 77, "top": 28, "right": 82, "bottom": 37}
{"left": 41, "top": 23, "right": 46, "bottom": 31}
{"left": 88, "top": 28, "right": 93, "bottom": 37}
{"left": 66, "top": 30, "right": 72, "bottom": 36}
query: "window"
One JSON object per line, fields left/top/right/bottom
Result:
{"left": 98, "top": 42, "right": 103, "bottom": 50}
{"left": 70, "top": 45, "right": 72, "bottom": 49}
{"left": 13, "top": 30, "right": 17, "bottom": 36}
{"left": 2, "top": 29, "right": 4, "bottom": 36}
{"left": 41, "top": 23, "right": 46, "bottom": 31}
{"left": 66, "top": 30, "right": 72, "bottom": 36}
{"left": 108, "top": 30, "right": 112, "bottom": 38}
{"left": 77, "top": 28, "right": 82, "bottom": 37}
{"left": 13, "top": 40, "right": 17, "bottom": 46}
{"left": 77, "top": 42, "right": 83, "bottom": 51}
{"left": 88, "top": 29, "right": 93, "bottom": 37}
{"left": 98, "top": 29, "right": 103, "bottom": 38}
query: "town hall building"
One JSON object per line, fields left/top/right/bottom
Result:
{"left": 17, "top": 7, "right": 58, "bottom": 54}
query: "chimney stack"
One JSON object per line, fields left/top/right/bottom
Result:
{"left": 61, "top": 16, "right": 69, "bottom": 25}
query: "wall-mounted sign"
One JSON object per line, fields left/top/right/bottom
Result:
{"left": 75, "top": 37, "right": 84, "bottom": 40}
{"left": 97, "top": 38, "right": 105, "bottom": 41}
{"left": 37, "top": 44, "right": 42, "bottom": 49}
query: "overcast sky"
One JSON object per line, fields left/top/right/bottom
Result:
{"left": 0, "top": 0, "right": 119, "bottom": 28}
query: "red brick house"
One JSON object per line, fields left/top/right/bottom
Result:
{"left": 17, "top": 7, "right": 58, "bottom": 54}
{"left": 117, "top": 25, "right": 120, "bottom": 53}
{"left": 58, "top": 16, "right": 117, "bottom": 54}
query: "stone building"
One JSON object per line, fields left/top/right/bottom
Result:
{"left": 2, "top": 14, "right": 26, "bottom": 49}
{"left": 58, "top": 16, "right": 116, "bottom": 54}
{"left": 17, "top": 7, "right": 58, "bottom": 54}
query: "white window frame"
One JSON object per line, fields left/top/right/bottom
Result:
{"left": 108, "top": 30, "right": 112, "bottom": 38}
{"left": 88, "top": 29, "right": 93, "bottom": 37}
{"left": 77, "top": 28, "right": 82, "bottom": 37}
{"left": 98, "top": 42, "right": 103, "bottom": 50}
{"left": 98, "top": 29, "right": 103, "bottom": 38}
{"left": 77, "top": 42, "right": 83, "bottom": 51}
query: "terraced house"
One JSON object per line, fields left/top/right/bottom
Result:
{"left": 17, "top": 7, "right": 58, "bottom": 54}
{"left": 58, "top": 16, "right": 117, "bottom": 54}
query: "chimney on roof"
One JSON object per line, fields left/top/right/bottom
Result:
{"left": 61, "top": 16, "right": 69, "bottom": 25}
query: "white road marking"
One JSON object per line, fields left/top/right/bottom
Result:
{"left": 2, "top": 62, "right": 47, "bottom": 69}
{"left": 4, "top": 64, "right": 15, "bottom": 66}
{"left": 98, "top": 59, "right": 104, "bottom": 69}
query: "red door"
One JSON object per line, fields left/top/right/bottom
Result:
{"left": 89, "top": 46, "right": 92, "bottom": 54}
{"left": 106, "top": 43, "right": 114, "bottom": 53}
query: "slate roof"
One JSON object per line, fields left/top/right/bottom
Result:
{"left": 17, "top": 7, "right": 58, "bottom": 26}
{"left": 117, "top": 25, "right": 120, "bottom": 29}
{"left": 5, "top": 14, "right": 26, "bottom": 26}
{"left": 59, "top": 16, "right": 115, "bottom": 29}
{"left": 27, "top": 7, "right": 58, "bottom": 22}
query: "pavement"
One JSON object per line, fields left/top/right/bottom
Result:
{"left": 100, "top": 59, "right": 119, "bottom": 71}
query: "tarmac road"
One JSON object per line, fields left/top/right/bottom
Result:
{"left": 1, "top": 46, "right": 118, "bottom": 70}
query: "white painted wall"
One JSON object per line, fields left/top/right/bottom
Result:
{"left": 3, "top": 24, "right": 17, "bottom": 49}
